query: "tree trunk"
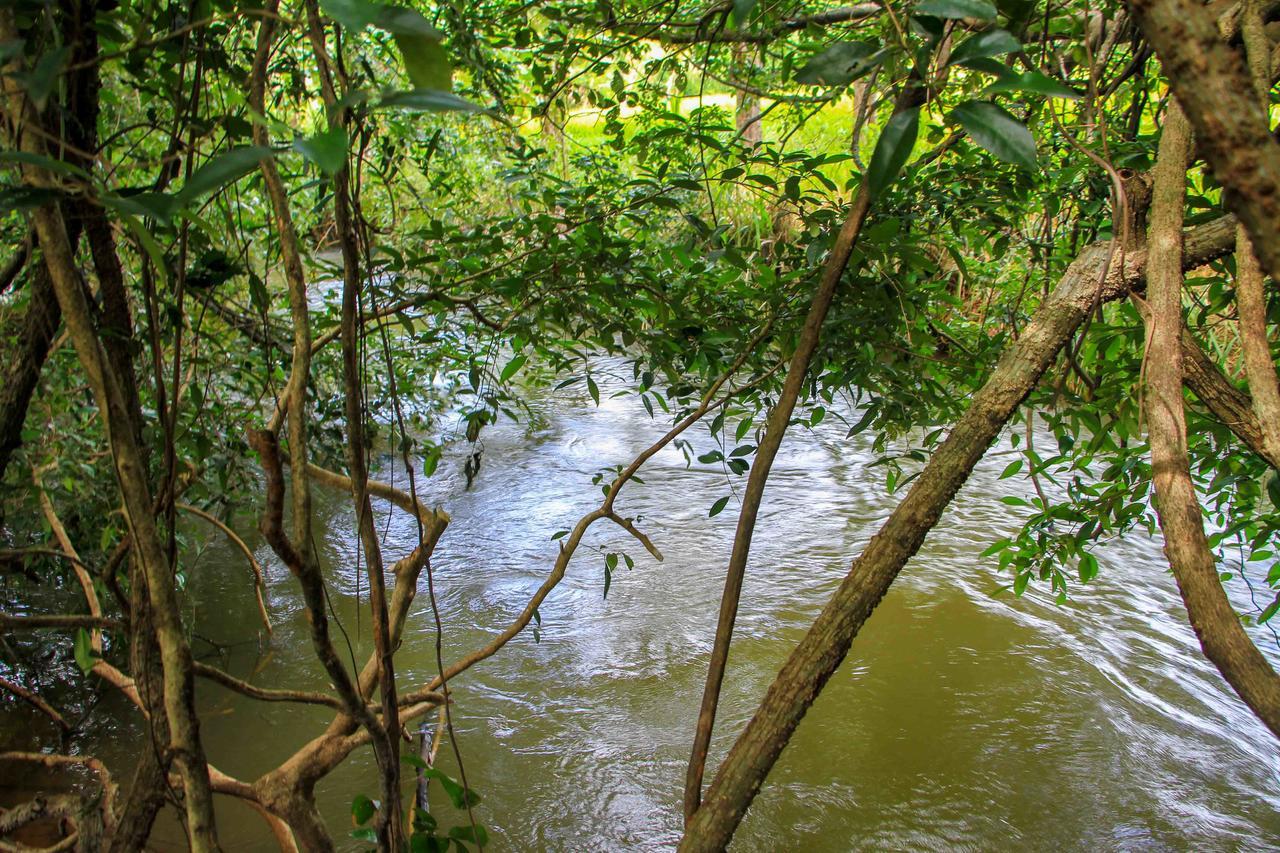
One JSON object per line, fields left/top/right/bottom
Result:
{"left": 1142, "top": 102, "right": 1280, "bottom": 739}
{"left": 677, "top": 212, "right": 1239, "bottom": 852}
{"left": 1127, "top": 0, "right": 1280, "bottom": 279}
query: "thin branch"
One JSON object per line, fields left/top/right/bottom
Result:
{"left": 176, "top": 502, "right": 272, "bottom": 635}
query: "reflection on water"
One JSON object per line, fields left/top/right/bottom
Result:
{"left": 56, "top": 363, "right": 1280, "bottom": 849}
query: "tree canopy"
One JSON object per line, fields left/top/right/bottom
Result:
{"left": 1, "top": 0, "right": 1279, "bottom": 847}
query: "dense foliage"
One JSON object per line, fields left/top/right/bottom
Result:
{"left": 0, "top": 0, "right": 1278, "bottom": 847}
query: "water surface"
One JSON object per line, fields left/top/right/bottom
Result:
{"left": 48, "top": 365, "right": 1280, "bottom": 850}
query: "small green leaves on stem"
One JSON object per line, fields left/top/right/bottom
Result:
{"left": 1078, "top": 552, "right": 1099, "bottom": 583}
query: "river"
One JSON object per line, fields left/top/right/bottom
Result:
{"left": 63, "top": 362, "right": 1280, "bottom": 850}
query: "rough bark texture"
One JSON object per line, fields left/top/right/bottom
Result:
{"left": 1127, "top": 0, "right": 1280, "bottom": 279}
{"left": 0, "top": 267, "right": 63, "bottom": 482}
{"left": 1231, "top": 0, "right": 1280, "bottom": 467}
{"left": 1142, "top": 103, "right": 1280, "bottom": 740}
{"left": 1180, "top": 325, "right": 1280, "bottom": 470}
{"left": 677, "top": 212, "right": 1239, "bottom": 852}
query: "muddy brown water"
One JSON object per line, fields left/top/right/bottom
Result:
{"left": 7, "top": 364, "right": 1280, "bottom": 850}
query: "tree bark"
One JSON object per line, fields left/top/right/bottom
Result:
{"left": 0, "top": 268, "right": 63, "bottom": 482}
{"left": 1127, "top": 0, "right": 1280, "bottom": 279}
{"left": 0, "top": 13, "right": 221, "bottom": 848}
{"left": 1230, "top": 0, "right": 1280, "bottom": 468}
{"left": 1142, "top": 102, "right": 1280, "bottom": 740}
{"left": 677, "top": 212, "right": 1239, "bottom": 852}
{"left": 685, "top": 181, "right": 873, "bottom": 822}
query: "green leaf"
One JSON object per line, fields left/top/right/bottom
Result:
{"left": 377, "top": 89, "right": 482, "bottom": 113}
{"left": 980, "top": 537, "right": 1011, "bottom": 557}
{"left": 448, "top": 825, "right": 490, "bottom": 847}
{"left": 732, "top": 0, "right": 759, "bottom": 25}
{"left": 1260, "top": 595, "right": 1280, "bottom": 624}
{"left": 395, "top": 33, "right": 452, "bottom": 91}
{"left": 1078, "top": 552, "right": 1099, "bottom": 583}
{"left": 794, "top": 42, "right": 883, "bottom": 86}
{"left": 351, "top": 794, "right": 377, "bottom": 826}
{"left": 320, "top": 0, "right": 383, "bottom": 32}
{"left": 422, "top": 768, "right": 480, "bottom": 808}
{"left": 0, "top": 185, "right": 62, "bottom": 213}
{"left": 999, "top": 459, "right": 1023, "bottom": 479}
{"left": 500, "top": 354, "right": 527, "bottom": 382}
{"left": 15, "top": 46, "right": 70, "bottom": 110}
{"left": 915, "top": 0, "right": 997, "bottom": 20}
{"left": 866, "top": 106, "right": 920, "bottom": 199}
{"left": 947, "top": 29, "right": 1021, "bottom": 66}
{"left": 0, "top": 151, "right": 90, "bottom": 179}
{"left": 949, "top": 100, "right": 1038, "bottom": 169}
{"left": 177, "top": 147, "right": 272, "bottom": 203}
{"left": 73, "top": 628, "right": 98, "bottom": 675}
{"left": 709, "top": 495, "right": 730, "bottom": 517}
{"left": 958, "top": 56, "right": 1009, "bottom": 75}
{"left": 101, "top": 191, "right": 179, "bottom": 224}
{"left": 350, "top": 827, "right": 377, "bottom": 843}
{"left": 983, "top": 70, "right": 1081, "bottom": 100}
{"left": 603, "top": 564, "right": 612, "bottom": 598}
{"left": 586, "top": 375, "right": 600, "bottom": 406}
{"left": 376, "top": 5, "right": 443, "bottom": 35}
{"left": 293, "top": 127, "right": 349, "bottom": 176}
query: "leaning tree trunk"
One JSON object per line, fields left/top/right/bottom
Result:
{"left": 677, "top": 211, "right": 1238, "bottom": 851}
